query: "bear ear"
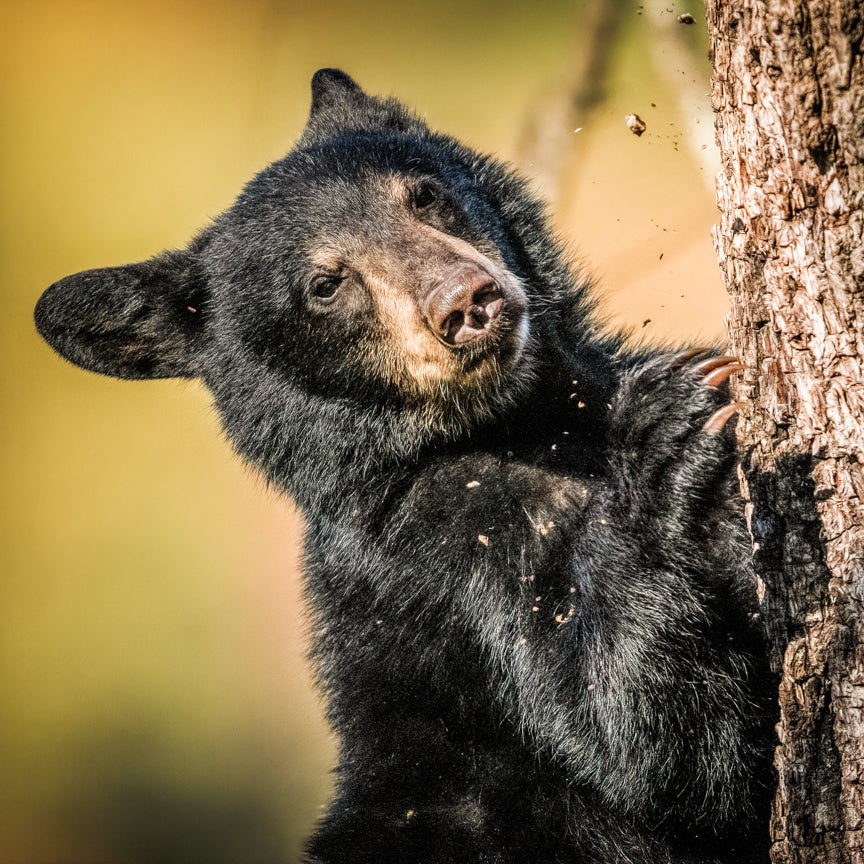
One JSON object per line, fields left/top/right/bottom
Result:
{"left": 301, "top": 67, "right": 427, "bottom": 144}
{"left": 302, "top": 68, "right": 374, "bottom": 143}
{"left": 309, "top": 68, "right": 367, "bottom": 117}
{"left": 34, "top": 247, "right": 208, "bottom": 380}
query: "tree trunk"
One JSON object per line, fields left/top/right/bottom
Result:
{"left": 704, "top": 2, "right": 864, "bottom": 862}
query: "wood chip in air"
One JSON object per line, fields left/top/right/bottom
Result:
{"left": 478, "top": 535, "right": 489, "bottom": 546}
{"left": 625, "top": 113, "right": 647, "bottom": 136}
{"left": 677, "top": 12, "right": 695, "bottom": 23}
{"left": 466, "top": 480, "right": 480, "bottom": 488}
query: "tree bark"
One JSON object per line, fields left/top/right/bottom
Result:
{"left": 704, "top": 2, "right": 864, "bottom": 862}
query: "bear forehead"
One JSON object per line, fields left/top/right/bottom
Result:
{"left": 299, "top": 174, "right": 486, "bottom": 268}
{"left": 295, "top": 129, "right": 465, "bottom": 179}
{"left": 247, "top": 131, "right": 473, "bottom": 219}
{"left": 298, "top": 175, "right": 415, "bottom": 246}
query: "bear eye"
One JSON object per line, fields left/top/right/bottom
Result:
{"left": 413, "top": 182, "right": 438, "bottom": 210}
{"left": 310, "top": 275, "right": 342, "bottom": 304}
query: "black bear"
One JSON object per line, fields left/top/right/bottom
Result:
{"left": 35, "top": 70, "right": 775, "bottom": 863}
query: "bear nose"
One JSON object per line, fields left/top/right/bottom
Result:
{"left": 425, "top": 269, "right": 504, "bottom": 345}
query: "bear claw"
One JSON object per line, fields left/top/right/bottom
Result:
{"left": 702, "top": 362, "right": 745, "bottom": 388}
{"left": 692, "top": 355, "right": 738, "bottom": 375}
{"left": 672, "top": 348, "right": 706, "bottom": 366}
{"left": 703, "top": 401, "right": 744, "bottom": 433}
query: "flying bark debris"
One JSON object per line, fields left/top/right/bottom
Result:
{"left": 625, "top": 113, "right": 647, "bottom": 136}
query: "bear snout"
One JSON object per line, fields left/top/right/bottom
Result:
{"left": 424, "top": 267, "right": 504, "bottom": 346}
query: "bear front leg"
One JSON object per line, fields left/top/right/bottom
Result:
{"left": 547, "top": 351, "right": 772, "bottom": 854}
{"left": 495, "top": 352, "right": 771, "bottom": 858}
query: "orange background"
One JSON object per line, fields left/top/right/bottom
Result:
{"left": 1, "top": 1, "right": 725, "bottom": 860}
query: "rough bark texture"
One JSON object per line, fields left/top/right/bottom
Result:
{"left": 705, "top": 1, "right": 864, "bottom": 861}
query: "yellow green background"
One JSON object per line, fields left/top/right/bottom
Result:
{"left": 2, "top": 1, "right": 725, "bottom": 860}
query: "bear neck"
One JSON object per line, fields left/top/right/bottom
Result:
{"left": 234, "top": 336, "right": 618, "bottom": 521}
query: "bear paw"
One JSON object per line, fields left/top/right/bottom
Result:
{"left": 607, "top": 351, "right": 744, "bottom": 540}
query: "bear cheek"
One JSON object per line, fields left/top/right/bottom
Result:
{"left": 364, "top": 282, "right": 458, "bottom": 393}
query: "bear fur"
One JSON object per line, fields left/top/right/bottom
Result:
{"left": 35, "top": 69, "right": 775, "bottom": 863}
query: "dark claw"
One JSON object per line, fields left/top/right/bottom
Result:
{"left": 702, "top": 362, "right": 745, "bottom": 388}
{"left": 703, "top": 401, "right": 744, "bottom": 433}
{"left": 692, "top": 355, "right": 739, "bottom": 375}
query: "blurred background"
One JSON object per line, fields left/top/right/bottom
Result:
{"left": 1, "top": 1, "right": 726, "bottom": 861}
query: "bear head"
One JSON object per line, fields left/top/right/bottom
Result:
{"left": 35, "top": 70, "right": 592, "bottom": 505}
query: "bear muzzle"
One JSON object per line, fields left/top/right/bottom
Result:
{"left": 423, "top": 266, "right": 505, "bottom": 346}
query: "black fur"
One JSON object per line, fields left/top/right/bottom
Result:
{"left": 35, "top": 70, "right": 775, "bottom": 863}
